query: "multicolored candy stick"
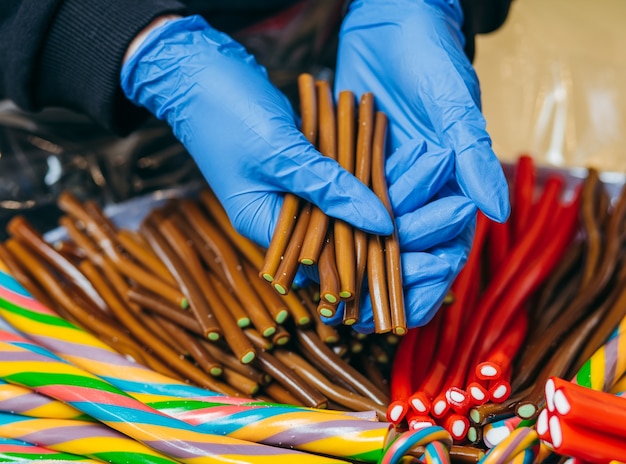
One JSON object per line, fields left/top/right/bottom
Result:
{"left": 482, "top": 415, "right": 522, "bottom": 448}
{"left": 479, "top": 427, "right": 538, "bottom": 464}
{"left": 0, "top": 437, "right": 97, "bottom": 463}
{"left": 0, "top": 337, "right": 348, "bottom": 463}
{"left": 0, "top": 413, "right": 178, "bottom": 464}
{"left": 573, "top": 312, "right": 626, "bottom": 391}
{"left": 0, "top": 271, "right": 395, "bottom": 462}
{"left": 379, "top": 426, "right": 452, "bottom": 464}
{"left": 0, "top": 379, "right": 88, "bottom": 420}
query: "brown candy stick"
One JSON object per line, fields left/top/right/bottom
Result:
{"left": 334, "top": 90, "right": 356, "bottom": 300}
{"left": 274, "top": 349, "right": 386, "bottom": 419}
{"left": 153, "top": 315, "right": 223, "bottom": 377}
{"left": 262, "top": 382, "right": 304, "bottom": 406}
{"left": 295, "top": 328, "right": 389, "bottom": 406}
{"left": 127, "top": 287, "right": 201, "bottom": 335}
{"left": 580, "top": 168, "right": 603, "bottom": 288}
{"left": 198, "top": 189, "right": 266, "bottom": 271}
{"left": 367, "top": 233, "right": 392, "bottom": 333}
{"left": 317, "top": 229, "right": 341, "bottom": 306}
{"left": 243, "top": 261, "right": 289, "bottom": 324}
{"left": 140, "top": 217, "right": 221, "bottom": 341}
{"left": 260, "top": 73, "right": 316, "bottom": 281}
{"left": 115, "top": 229, "right": 176, "bottom": 286}
{"left": 0, "top": 242, "right": 54, "bottom": 309}
{"left": 221, "top": 367, "right": 260, "bottom": 396}
{"left": 272, "top": 203, "right": 312, "bottom": 295}
{"left": 199, "top": 340, "right": 269, "bottom": 385}
{"left": 7, "top": 215, "right": 110, "bottom": 316}
{"left": 157, "top": 216, "right": 257, "bottom": 362}
{"left": 210, "top": 276, "right": 251, "bottom": 328}
{"left": 298, "top": 80, "right": 336, "bottom": 265}
{"left": 281, "top": 290, "right": 312, "bottom": 327}
{"left": 79, "top": 260, "right": 179, "bottom": 378}
{"left": 371, "top": 112, "right": 406, "bottom": 335}
{"left": 4, "top": 239, "right": 142, "bottom": 358}
{"left": 344, "top": 92, "right": 375, "bottom": 325}
{"left": 253, "top": 349, "right": 327, "bottom": 409}
{"left": 179, "top": 200, "right": 274, "bottom": 331}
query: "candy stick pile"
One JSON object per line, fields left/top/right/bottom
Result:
{"left": 0, "top": 267, "right": 463, "bottom": 463}
{"left": 261, "top": 75, "right": 406, "bottom": 335}
{"left": 388, "top": 154, "right": 626, "bottom": 456}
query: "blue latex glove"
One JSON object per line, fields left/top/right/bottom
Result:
{"left": 322, "top": 141, "right": 477, "bottom": 332}
{"left": 335, "top": 0, "right": 510, "bottom": 222}
{"left": 121, "top": 15, "right": 393, "bottom": 248}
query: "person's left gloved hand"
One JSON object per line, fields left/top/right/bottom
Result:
{"left": 335, "top": 0, "right": 510, "bottom": 223}
{"left": 321, "top": 140, "right": 477, "bottom": 332}
{"left": 121, "top": 15, "right": 392, "bottom": 250}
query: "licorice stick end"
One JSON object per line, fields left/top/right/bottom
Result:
{"left": 443, "top": 414, "right": 470, "bottom": 442}
{"left": 262, "top": 326, "right": 277, "bottom": 338}
{"left": 386, "top": 400, "right": 409, "bottom": 424}
{"left": 210, "top": 366, "right": 223, "bottom": 376}
{"left": 237, "top": 317, "right": 251, "bottom": 328}
{"left": 207, "top": 331, "right": 220, "bottom": 341}
{"left": 300, "top": 258, "right": 314, "bottom": 265}
{"left": 272, "top": 282, "right": 288, "bottom": 295}
{"left": 240, "top": 350, "right": 256, "bottom": 365}
{"left": 408, "top": 415, "right": 436, "bottom": 431}
{"left": 261, "top": 272, "right": 274, "bottom": 282}
{"left": 476, "top": 361, "right": 502, "bottom": 381}
{"left": 467, "top": 381, "right": 490, "bottom": 405}
{"left": 274, "top": 309, "right": 289, "bottom": 324}
{"left": 431, "top": 394, "right": 450, "bottom": 419}
{"left": 408, "top": 392, "right": 431, "bottom": 415}
{"left": 515, "top": 401, "right": 538, "bottom": 420}
{"left": 489, "top": 380, "right": 512, "bottom": 404}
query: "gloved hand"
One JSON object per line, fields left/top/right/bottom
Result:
{"left": 322, "top": 140, "right": 478, "bottom": 332}
{"left": 121, "top": 15, "right": 393, "bottom": 248}
{"left": 334, "top": 0, "right": 510, "bottom": 223}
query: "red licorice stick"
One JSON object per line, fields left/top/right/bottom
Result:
{"left": 405, "top": 410, "right": 436, "bottom": 431}
{"left": 414, "top": 213, "right": 488, "bottom": 409}
{"left": 446, "top": 387, "right": 471, "bottom": 415}
{"left": 512, "top": 154, "right": 535, "bottom": 243}
{"left": 476, "top": 186, "right": 581, "bottom": 358}
{"left": 465, "top": 381, "right": 490, "bottom": 406}
{"left": 387, "top": 327, "right": 420, "bottom": 424}
{"left": 550, "top": 377, "right": 626, "bottom": 439}
{"left": 488, "top": 379, "right": 512, "bottom": 403}
{"left": 410, "top": 308, "right": 444, "bottom": 389}
{"left": 442, "top": 412, "right": 470, "bottom": 442}
{"left": 486, "top": 218, "right": 511, "bottom": 281}
{"left": 547, "top": 411, "right": 626, "bottom": 462}
{"left": 476, "top": 308, "right": 528, "bottom": 381}
{"left": 430, "top": 391, "right": 451, "bottom": 419}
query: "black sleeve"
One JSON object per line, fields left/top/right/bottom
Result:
{"left": 460, "top": 0, "right": 513, "bottom": 61}
{"left": 0, "top": 0, "right": 187, "bottom": 134}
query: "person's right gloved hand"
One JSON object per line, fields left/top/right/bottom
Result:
{"left": 120, "top": 15, "right": 393, "bottom": 248}
{"left": 321, "top": 140, "right": 478, "bottom": 332}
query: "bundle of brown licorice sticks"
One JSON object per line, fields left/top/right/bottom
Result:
{"left": 259, "top": 74, "right": 406, "bottom": 335}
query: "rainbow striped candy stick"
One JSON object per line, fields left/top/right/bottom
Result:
{"left": 482, "top": 415, "right": 522, "bottom": 448}
{"left": 573, "top": 317, "right": 626, "bottom": 391}
{"left": 0, "top": 379, "right": 89, "bottom": 421}
{"left": 379, "top": 426, "right": 452, "bottom": 464}
{"left": 479, "top": 427, "right": 538, "bottom": 464}
{"left": 0, "top": 437, "right": 97, "bottom": 463}
{"left": 0, "top": 336, "right": 349, "bottom": 464}
{"left": 0, "top": 413, "right": 178, "bottom": 464}
{"left": 0, "top": 271, "right": 394, "bottom": 462}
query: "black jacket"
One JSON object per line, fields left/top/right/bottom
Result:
{"left": 0, "top": 0, "right": 512, "bottom": 134}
